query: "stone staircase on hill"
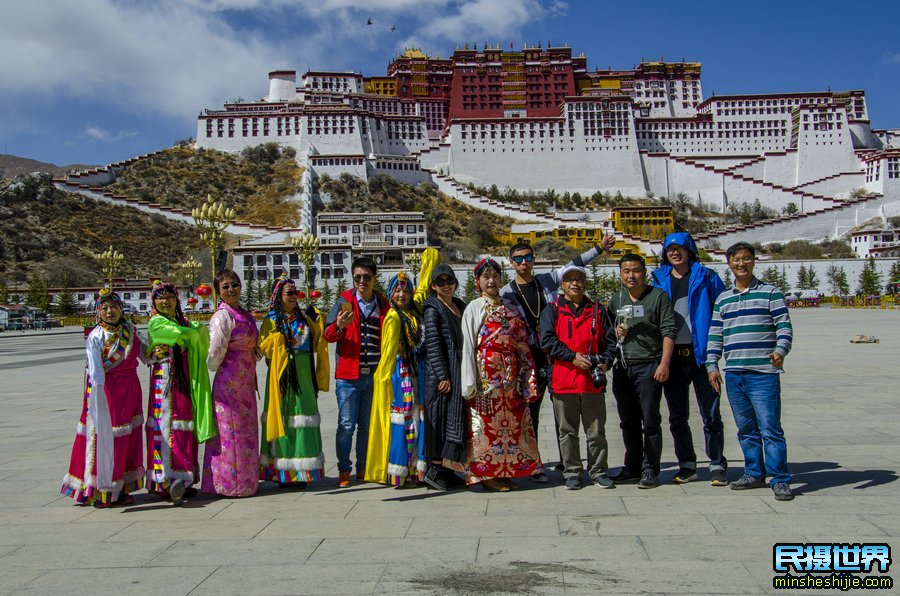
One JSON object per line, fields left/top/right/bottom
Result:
{"left": 425, "top": 168, "right": 563, "bottom": 224}
{"left": 667, "top": 153, "right": 843, "bottom": 211}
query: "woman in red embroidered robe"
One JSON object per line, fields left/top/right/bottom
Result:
{"left": 61, "top": 289, "right": 147, "bottom": 508}
{"left": 460, "top": 259, "right": 541, "bottom": 492}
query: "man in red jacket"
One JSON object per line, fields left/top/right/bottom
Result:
{"left": 324, "top": 257, "right": 388, "bottom": 488}
{"left": 539, "top": 265, "right": 616, "bottom": 490}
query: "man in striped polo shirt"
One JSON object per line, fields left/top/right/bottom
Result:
{"left": 706, "top": 242, "right": 794, "bottom": 501}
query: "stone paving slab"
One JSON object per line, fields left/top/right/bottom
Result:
{"left": 0, "top": 309, "right": 898, "bottom": 594}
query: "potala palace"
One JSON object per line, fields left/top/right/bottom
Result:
{"left": 190, "top": 44, "right": 900, "bottom": 253}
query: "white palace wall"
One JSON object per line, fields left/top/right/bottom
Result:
{"left": 761, "top": 152, "right": 798, "bottom": 187}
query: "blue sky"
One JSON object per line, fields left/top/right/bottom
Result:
{"left": 2, "top": 0, "right": 899, "bottom": 167}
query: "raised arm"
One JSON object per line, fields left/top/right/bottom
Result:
{"left": 413, "top": 248, "right": 440, "bottom": 310}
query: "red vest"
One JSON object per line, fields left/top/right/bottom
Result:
{"left": 550, "top": 300, "right": 607, "bottom": 394}
{"left": 323, "top": 288, "right": 388, "bottom": 380}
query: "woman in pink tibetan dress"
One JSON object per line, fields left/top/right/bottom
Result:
{"left": 201, "top": 270, "right": 261, "bottom": 497}
{"left": 61, "top": 289, "right": 146, "bottom": 507}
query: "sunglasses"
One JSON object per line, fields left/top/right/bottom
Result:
{"left": 283, "top": 290, "right": 298, "bottom": 297}
{"left": 353, "top": 274, "right": 373, "bottom": 283}
{"left": 511, "top": 254, "right": 534, "bottom": 264}
{"left": 433, "top": 277, "right": 456, "bottom": 287}
{"left": 220, "top": 282, "right": 241, "bottom": 290}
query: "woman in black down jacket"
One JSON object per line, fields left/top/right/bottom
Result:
{"left": 421, "top": 264, "right": 468, "bottom": 490}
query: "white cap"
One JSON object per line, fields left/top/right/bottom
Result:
{"left": 559, "top": 264, "right": 587, "bottom": 280}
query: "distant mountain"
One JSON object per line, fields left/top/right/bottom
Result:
{"left": 0, "top": 154, "right": 96, "bottom": 179}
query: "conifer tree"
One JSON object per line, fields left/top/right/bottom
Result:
{"left": 889, "top": 260, "right": 900, "bottom": 284}
{"left": 807, "top": 267, "right": 819, "bottom": 291}
{"left": 320, "top": 280, "right": 334, "bottom": 313}
{"left": 723, "top": 268, "right": 733, "bottom": 287}
{"left": 25, "top": 276, "right": 51, "bottom": 312}
{"left": 463, "top": 271, "right": 477, "bottom": 302}
{"left": 55, "top": 285, "right": 78, "bottom": 316}
{"left": 796, "top": 265, "right": 809, "bottom": 290}
{"left": 857, "top": 256, "right": 882, "bottom": 296}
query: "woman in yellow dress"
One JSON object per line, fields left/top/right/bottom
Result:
{"left": 364, "top": 248, "right": 439, "bottom": 486}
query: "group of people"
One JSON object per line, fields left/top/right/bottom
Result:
{"left": 61, "top": 231, "right": 796, "bottom": 508}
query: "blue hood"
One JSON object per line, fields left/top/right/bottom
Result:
{"left": 660, "top": 232, "right": 699, "bottom": 265}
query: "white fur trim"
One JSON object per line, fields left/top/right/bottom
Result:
{"left": 112, "top": 414, "right": 144, "bottom": 437}
{"left": 387, "top": 463, "right": 409, "bottom": 478}
{"left": 76, "top": 422, "right": 87, "bottom": 436}
{"left": 416, "top": 459, "right": 428, "bottom": 472}
{"left": 389, "top": 412, "right": 406, "bottom": 425}
{"left": 286, "top": 414, "right": 321, "bottom": 429}
{"left": 171, "top": 420, "right": 194, "bottom": 432}
{"left": 272, "top": 452, "right": 325, "bottom": 472}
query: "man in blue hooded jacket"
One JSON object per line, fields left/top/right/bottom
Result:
{"left": 651, "top": 232, "right": 729, "bottom": 486}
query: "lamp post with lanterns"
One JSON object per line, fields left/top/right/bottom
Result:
{"left": 192, "top": 194, "right": 235, "bottom": 306}
{"left": 179, "top": 256, "right": 202, "bottom": 317}
{"left": 96, "top": 245, "right": 124, "bottom": 290}
{"left": 290, "top": 233, "right": 320, "bottom": 308}
{"left": 404, "top": 249, "right": 422, "bottom": 285}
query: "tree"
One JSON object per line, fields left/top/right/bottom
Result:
{"left": 373, "top": 273, "right": 387, "bottom": 298}
{"left": 335, "top": 275, "right": 348, "bottom": 298}
{"left": 463, "top": 271, "right": 477, "bottom": 302}
{"left": 761, "top": 266, "right": 789, "bottom": 294}
{"left": 0, "top": 279, "right": 8, "bottom": 304}
{"left": 723, "top": 268, "right": 732, "bottom": 287}
{"left": 807, "top": 267, "right": 819, "bottom": 291}
{"left": 501, "top": 268, "right": 510, "bottom": 287}
{"left": 55, "top": 286, "right": 78, "bottom": 316}
{"left": 320, "top": 280, "right": 334, "bottom": 314}
{"left": 857, "top": 256, "right": 882, "bottom": 296}
{"left": 796, "top": 265, "right": 810, "bottom": 290}
{"left": 25, "top": 275, "right": 51, "bottom": 312}
{"left": 465, "top": 213, "right": 495, "bottom": 248}
{"left": 826, "top": 265, "right": 849, "bottom": 296}
{"left": 889, "top": 260, "right": 900, "bottom": 284}
{"left": 781, "top": 266, "right": 791, "bottom": 294}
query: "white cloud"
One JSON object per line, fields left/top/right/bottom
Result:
{"left": 884, "top": 52, "right": 900, "bottom": 65}
{"left": 84, "top": 124, "right": 139, "bottom": 143}
{"left": 0, "top": 0, "right": 561, "bottom": 127}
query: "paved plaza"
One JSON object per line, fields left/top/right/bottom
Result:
{"left": 0, "top": 308, "right": 897, "bottom": 594}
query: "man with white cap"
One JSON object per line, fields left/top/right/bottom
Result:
{"left": 539, "top": 264, "right": 616, "bottom": 490}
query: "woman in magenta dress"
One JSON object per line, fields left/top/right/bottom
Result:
{"left": 61, "top": 289, "right": 147, "bottom": 508}
{"left": 202, "top": 269, "right": 261, "bottom": 497}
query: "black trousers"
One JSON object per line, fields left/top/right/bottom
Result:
{"left": 612, "top": 361, "right": 663, "bottom": 474}
{"left": 663, "top": 352, "right": 727, "bottom": 470}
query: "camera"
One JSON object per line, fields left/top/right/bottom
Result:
{"left": 616, "top": 305, "right": 635, "bottom": 329}
{"left": 588, "top": 354, "right": 606, "bottom": 389}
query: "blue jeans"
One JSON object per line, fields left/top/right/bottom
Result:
{"left": 725, "top": 370, "right": 791, "bottom": 485}
{"left": 335, "top": 376, "right": 374, "bottom": 474}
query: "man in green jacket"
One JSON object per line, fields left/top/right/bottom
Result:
{"left": 608, "top": 254, "right": 676, "bottom": 489}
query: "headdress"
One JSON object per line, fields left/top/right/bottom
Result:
{"left": 94, "top": 287, "right": 124, "bottom": 325}
{"left": 387, "top": 271, "right": 411, "bottom": 297}
{"left": 268, "top": 272, "right": 294, "bottom": 313}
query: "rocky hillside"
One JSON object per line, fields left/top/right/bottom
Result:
{"left": 0, "top": 173, "right": 200, "bottom": 285}
{"left": 105, "top": 144, "right": 304, "bottom": 227}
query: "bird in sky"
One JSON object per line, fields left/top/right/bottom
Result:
{"left": 367, "top": 18, "right": 373, "bottom": 25}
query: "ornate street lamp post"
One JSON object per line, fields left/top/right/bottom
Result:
{"left": 179, "top": 256, "right": 202, "bottom": 317}
{"left": 404, "top": 249, "right": 422, "bottom": 285}
{"left": 192, "top": 194, "right": 235, "bottom": 306}
{"left": 291, "top": 232, "right": 320, "bottom": 308}
{"left": 96, "top": 245, "right": 124, "bottom": 290}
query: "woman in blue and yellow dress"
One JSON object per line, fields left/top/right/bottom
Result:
{"left": 364, "top": 248, "right": 439, "bottom": 486}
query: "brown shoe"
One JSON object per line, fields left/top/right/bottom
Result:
{"left": 482, "top": 478, "right": 510, "bottom": 492}
{"left": 356, "top": 472, "right": 366, "bottom": 483}
{"left": 337, "top": 472, "right": 351, "bottom": 488}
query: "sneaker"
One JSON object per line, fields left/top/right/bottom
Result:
{"left": 710, "top": 469, "right": 729, "bottom": 486}
{"left": 730, "top": 474, "right": 767, "bottom": 490}
{"left": 337, "top": 472, "right": 352, "bottom": 488}
{"left": 553, "top": 463, "right": 565, "bottom": 473}
{"left": 592, "top": 474, "right": 615, "bottom": 489}
{"left": 443, "top": 471, "right": 468, "bottom": 490}
{"left": 423, "top": 467, "right": 449, "bottom": 491}
{"left": 672, "top": 467, "right": 698, "bottom": 484}
{"left": 610, "top": 468, "right": 641, "bottom": 483}
{"left": 637, "top": 470, "right": 660, "bottom": 489}
{"left": 565, "top": 476, "right": 584, "bottom": 490}
{"left": 169, "top": 479, "right": 186, "bottom": 507}
{"left": 773, "top": 482, "right": 794, "bottom": 501}
{"left": 530, "top": 471, "right": 550, "bottom": 484}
